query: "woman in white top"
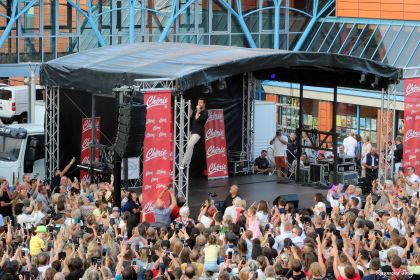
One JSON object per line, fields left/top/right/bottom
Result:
{"left": 256, "top": 200, "right": 269, "bottom": 227}
{"left": 361, "top": 135, "right": 372, "bottom": 177}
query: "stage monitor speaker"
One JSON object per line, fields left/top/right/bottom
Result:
{"left": 114, "top": 103, "right": 146, "bottom": 158}
{"left": 336, "top": 163, "right": 356, "bottom": 173}
{"left": 273, "top": 194, "right": 299, "bottom": 209}
{"left": 330, "top": 171, "right": 358, "bottom": 186}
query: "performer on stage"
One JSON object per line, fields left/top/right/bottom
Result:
{"left": 180, "top": 97, "right": 208, "bottom": 169}
{"left": 270, "top": 129, "right": 288, "bottom": 177}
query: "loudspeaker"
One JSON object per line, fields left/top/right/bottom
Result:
{"left": 273, "top": 194, "right": 299, "bottom": 209}
{"left": 114, "top": 103, "right": 146, "bottom": 158}
{"left": 329, "top": 171, "right": 358, "bottom": 186}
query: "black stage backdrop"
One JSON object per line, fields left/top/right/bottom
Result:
{"left": 58, "top": 75, "right": 243, "bottom": 179}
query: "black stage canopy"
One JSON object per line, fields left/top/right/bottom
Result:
{"left": 40, "top": 42, "right": 401, "bottom": 93}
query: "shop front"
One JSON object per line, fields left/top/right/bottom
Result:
{"left": 261, "top": 81, "right": 404, "bottom": 147}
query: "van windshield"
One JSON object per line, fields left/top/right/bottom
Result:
{"left": 0, "top": 136, "right": 23, "bottom": 161}
{"left": 0, "top": 89, "right": 12, "bottom": 99}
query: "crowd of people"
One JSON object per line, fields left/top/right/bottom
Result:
{"left": 0, "top": 159, "right": 419, "bottom": 280}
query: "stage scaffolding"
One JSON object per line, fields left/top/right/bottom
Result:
{"left": 45, "top": 86, "right": 60, "bottom": 182}
{"left": 379, "top": 84, "right": 397, "bottom": 182}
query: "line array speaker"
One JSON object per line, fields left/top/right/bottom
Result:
{"left": 114, "top": 103, "right": 146, "bottom": 158}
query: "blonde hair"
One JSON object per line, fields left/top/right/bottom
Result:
{"left": 309, "top": 262, "right": 323, "bottom": 277}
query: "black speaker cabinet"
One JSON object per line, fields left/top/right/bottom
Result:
{"left": 114, "top": 103, "right": 146, "bottom": 158}
{"left": 273, "top": 194, "right": 299, "bottom": 209}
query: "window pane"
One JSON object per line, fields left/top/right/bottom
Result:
{"left": 350, "top": 24, "right": 375, "bottom": 57}
{"left": 407, "top": 44, "right": 419, "bottom": 67}
{"left": 395, "top": 27, "right": 420, "bottom": 67}
{"left": 212, "top": 1, "right": 228, "bottom": 32}
{"left": 329, "top": 23, "right": 353, "bottom": 53}
{"left": 301, "top": 22, "right": 320, "bottom": 51}
{"left": 340, "top": 24, "right": 365, "bottom": 55}
{"left": 383, "top": 26, "right": 414, "bottom": 65}
{"left": 361, "top": 25, "right": 388, "bottom": 59}
{"left": 197, "top": 0, "right": 209, "bottom": 34}
{"left": 319, "top": 23, "right": 342, "bottom": 52}
{"left": 306, "top": 22, "right": 333, "bottom": 52}
{"left": 178, "top": 1, "right": 195, "bottom": 33}
{"left": 372, "top": 25, "right": 400, "bottom": 62}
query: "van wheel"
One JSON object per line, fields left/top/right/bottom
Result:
{"left": 19, "top": 113, "right": 28, "bottom": 123}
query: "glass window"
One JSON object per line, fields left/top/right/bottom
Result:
{"left": 261, "top": 1, "right": 274, "bottom": 31}
{"left": 21, "top": 1, "right": 40, "bottom": 35}
{"left": 318, "top": 23, "right": 342, "bottom": 52}
{"left": 19, "top": 37, "right": 42, "bottom": 62}
{"left": 360, "top": 106, "right": 378, "bottom": 146}
{"left": 306, "top": 22, "right": 333, "bottom": 52}
{"left": 178, "top": 1, "right": 195, "bottom": 33}
{"left": 350, "top": 24, "right": 375, "bottom": 57}
{"left": 361, "top": 25, "right": 389, "bottom": 59}
{"left": 260, "top": 34, "right": 274, "bottom": 48}
{"left": 336, "top": 103, "right": 357, "bottom": 143}
{"left": 340, "top": 24, "right": 365, "bottom": 55}
{"left": 407, "top": 44, "right": 419, "bottom": 67}
{"left": 197, "top": 0, "right": 209, "bottom": 34}
{"left": 383, "top": 26, "right": 414, "bottom": 65}
{"left": 301, "top": 22, "right": 320, "bottom": 51}
{"left": 212, "top": 1, "right": 228, "bottom": 32}
{"left": 395, "top": 27, "right": 420, "bottom": 67}
{"left": 328, "top": 23, "right": 353, "bottom": 53}
{"left": 210, "top": 34, "right": 229, "bottom": 45}
{"left": 371, "top": 25, "right": 400, "bottom": 62}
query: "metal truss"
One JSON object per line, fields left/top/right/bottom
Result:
{"left": 134, "top": 78, "right": 177, "bottom": 92}
{"left": 379, "top": 85, "right": 397, "bottom": 182}
{"left": 173, "top": 95, "right": 191, "bottom": 204}
{"left": 45, "top": 86, "right": 60, "bottom": 182}
{"left": 241, "top": 72, "right": 256, "bottom": 170}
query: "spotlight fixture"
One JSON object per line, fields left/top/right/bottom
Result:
{"left": 215, "top": 79, "right": 227, "bottom": 91}
{"left": 359, "top": 73, "right": 366, "bottom": 85}
{"left": 270, "top": 73, "right": 277, "bottom": 79}
{"left": 199, "top": 84, "right": 212, "bottom": 95}
{"left": 371, "top": 76, "right": 379, "bottom": 89}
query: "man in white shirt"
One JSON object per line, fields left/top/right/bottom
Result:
{"left": 405, "top": 166, "right": 419, "bottom": 187}
{"left": 270, "top": 129, "right": 288, "bottom": 177}
{"left": 343, "top": 131, "right": 358, "bottom": 157}
{"left": 274, "top": 221, "right": 293, "bottom": 251}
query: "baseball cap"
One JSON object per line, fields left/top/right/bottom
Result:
{"left": 112, "top": 207, "right": 119, "bottom": 212}
{"left": 35, "top": 225, "right": 47, "bottom": 233}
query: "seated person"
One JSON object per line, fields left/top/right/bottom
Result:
{"left": 292, "top": 154, "right": 309, "bottom": 172}
{"left": 337, "top": 145, "right": 346, "bottom": 158}
{"left": 254, "top": 150, "right": 273, "bottom": 175}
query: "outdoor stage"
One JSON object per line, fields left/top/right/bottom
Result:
{"left": 188, "top": 174, "right": 327, "bottom": 217}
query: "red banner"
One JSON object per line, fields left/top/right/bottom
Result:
{"left": 142, "top": 91, "right": 173, "bottom": 222}
{"left": 205, "top": 109, "right": 228, "bottom": 180}
{"left": 403, "top": 78, "right": 420, "bottom": 171}
{"left": 80, "top": 117, "right": 101, "bottom": 182}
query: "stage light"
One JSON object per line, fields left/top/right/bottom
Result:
{"left": 216, "top": 79, "right": 227, "bottom": 90}
{"left": 270, "top": 74, "right": 277, "bottom": 79}
{"left": 199, "top": 84, "right": 212, "bottom": 95}
{"left": 371, "top": 76, "right": 379, "bottom": 89}
{"left": 359, "top": 73, "right": 366, "bottom": 85}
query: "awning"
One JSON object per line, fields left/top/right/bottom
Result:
{"left": 40, "top": 42, "right": 402, "bottom": 94}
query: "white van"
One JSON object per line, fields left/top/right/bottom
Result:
{"left": 0, "top": 85, "right": 44, "bottom": 123}
{"left": 0, "top": 124, "right": 45, "bottom": 183}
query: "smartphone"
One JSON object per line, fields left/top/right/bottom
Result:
{"left": 96, "top": 258, "right": 102, "bottom": 268}
{"left": 407, "top": 250, "right": 411, "bottom": 260}
{"left": 268, "top": 234, "right": 272, "bottom": 238}
{"left": 147, "top": 254, "right": 152, "bottom": 263}
{"left": 135, "top": 244, "right": 140, "bottom": 251}
{"left": 359, "top": 235, "right": 363, "bottom": 241}
{"left": 241, "top": 256, "right": 246, "bottom": 265}
{"left": 240, "top": 227, "right": 245, "bottom": 234}
{"left": 102, "top": 248, "right": 107, "bottom": 257}
{"left": 131, "top": 260, "right": 137, "bottom": 266}
{"left": 165, "top": 249, "right": 170, "bottom": 256}
{"left": 23, "top": 271, "right": 31, "bottom": 280}
{"left": 227, "top": 251, "right": 233, "bottom": 260}
{"left": 58, "top": 252, "right": 66, "bottom": 261}
{"left": 279, "top": 208, "right": 286, "bottom": 214}
{"left": 21, "top": 250, "right": 25, "bottom": 257}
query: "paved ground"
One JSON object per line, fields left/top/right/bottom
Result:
{"left": 188, "top": 174, "right": 329, "bottom": 217}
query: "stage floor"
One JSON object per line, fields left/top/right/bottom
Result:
{"left": 188, "top": 174, "right": 329, "bottom": 217}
